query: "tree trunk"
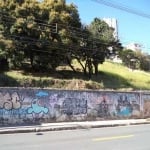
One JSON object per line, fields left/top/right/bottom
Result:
{"left": 93, "top": 61, "right": 98, "bottom": 76}
{"left": 66, "top": 57, "right": 76, "bottom": 73}
{"left": 76, "top": 58, "right": 87, "bottom": 75}
{"left": 30, "top": 53, "right": 34, "bottom": 68}
{"left": 87, "top": 58, "right": 93, "bottom": 79}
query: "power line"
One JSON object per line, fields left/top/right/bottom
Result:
{"left": 0, "top": 11, "right": 57, "bottom": 33}
{"left": 91, "top": 0, "right": 150, "bottom": 19}
{"left": 1, "top": 12, "right": 118, "bottom": 48}
{"left": 3, "top": 33, "right": 90, "bottom": 52}
{"left": 0, "top": 10, "right": 85, "bottom": 32}
{"left": 1, "top": 16, "right": 145, "bottom": 54}
{"left": 1, "top": 6, "right": 149, "bottom": 55}
{"left": 2, "top": 32, "right": 112, "bottom": 64}
{"left": 91, "top": 0, "right": 150, "bottom": 53}
{"left": 0, "top": 12, "right": 85, "bottom": 38}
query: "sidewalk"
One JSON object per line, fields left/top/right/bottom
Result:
{"left": 0, "top": 119, "right": 150, "bottom": 134}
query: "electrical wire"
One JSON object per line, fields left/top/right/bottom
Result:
{"left": 91, "top": 0, "right": 150, "bottom": 52}
{"left": 91, "top": 0, "right": 150, "bottom": 19}
{"left": 1, "top": 1, "right": 150, "bottom": 50}
{"left": 1, "top": 13, "right": 117, "bottom": 47}
{"left": 3, "top": 33, "right": 91, "bottom": 53}
{"left": 0, "top": 8, "right": 124, "bottom": 57}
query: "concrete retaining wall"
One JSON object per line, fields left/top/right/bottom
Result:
{"left": 0, "top": 88, "right": 150, "bottom": 125}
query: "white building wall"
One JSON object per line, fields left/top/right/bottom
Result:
{"left": 103, "top": 18, "right": 118, "bottom": 40}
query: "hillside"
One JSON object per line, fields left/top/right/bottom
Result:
{"left": 0, "top": 61, "right": 150, "bottom": 91}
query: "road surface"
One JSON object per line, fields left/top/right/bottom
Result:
{"left": 0, "top": 124, "right": 150, "bottom": 150}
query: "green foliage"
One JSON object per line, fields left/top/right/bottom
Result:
{"left": 79, "top": 17, "right": 118, "bottom": 78}
{"left": 120, "top": 49, "right": 150, "bottom": 71}
{"left": 88, "top": 18, "right": 115, "bottom": 42}
{"left": 0, "top": 0, "right": 82, "bottom": 71}
{"left": 120, "top": 49, "right": 137, "bottom": 68}
{"left": 0, "top": 0, "right": 124, "bottom": 79}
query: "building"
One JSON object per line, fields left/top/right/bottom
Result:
{"left": 103, "top": 18, "right": 118, "bottom": 40}
{"left": 126, "top": 42, "right": 142, "bottom": 51}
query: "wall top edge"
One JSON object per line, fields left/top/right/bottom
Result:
{"left": 0, "top": 87, "right": 150, "bottom": 94}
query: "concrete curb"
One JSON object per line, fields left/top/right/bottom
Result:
{"left": 0, "top": 120, "right": 150, "bottom": 134}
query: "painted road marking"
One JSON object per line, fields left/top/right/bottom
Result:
{"left": 92, "top": 134, "right": 134, "bottom": 142}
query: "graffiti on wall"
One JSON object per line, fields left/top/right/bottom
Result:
{"left": 62, "top": 98, "right": 87, "bottom": 115}
{"left": 97, "top": 96, "right": 110, "bottom": 117}
{"left": 116, "top": 94, "right": 140, "bottom": 116}
{"left": 0, "top": 92, "right": 21, "bottom": 110}
{"left": 116, "top": 95, "right": 132, "bottom": 116}
{"left": 27, "top": 91, "right": 49, "bottom": 118}
{"left": 89, "top": 93, "right": 140, "bottom": 117}
{"left": 143, "top": 94, "right": 150, "bottom": 117}
{"left": 0, "top": 88, "right": 146, "bottom": 125}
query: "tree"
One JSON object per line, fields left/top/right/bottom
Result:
{"left": 135, "top": 51, "right": 150, "bottom": 71}
{"left": 119, "top": 49, "right": 139, "bottom": 70}
{"left": 66, "top": 17, "right": 122, "bottom": 78}
{"left": 81, "top": 18, "right": 117, "bottom": 78}
{"left": 0, "top": 35, "right": 14, "bottom": 71}
{"left": 0, "top": 0, "right": 17, "bottom": 70}
{"left": 0, "top": 0, "right": 82, "bottom": 71}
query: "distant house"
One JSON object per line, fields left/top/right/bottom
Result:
{"left": 126, "top": 43, "right": 142, "bottom": 51}
{"left": 112, "top": 55, "right": 122, "bottom": 63}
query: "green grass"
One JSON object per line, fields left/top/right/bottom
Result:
{"left": 0, "top": 60, "right": 150, "bottom": 90}
{"left": 99, "top": 61, "right": 150, "bottom": 90}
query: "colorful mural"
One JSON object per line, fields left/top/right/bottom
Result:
{"left": 0, "top": 88, "right": 149, "bottom": 125}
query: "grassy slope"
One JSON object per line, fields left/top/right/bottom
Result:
{"left": 0, "top": 61, "right": 150, "bottom": 90}
{"left": 99, "top": 61, "right": 150, "bottom": 90}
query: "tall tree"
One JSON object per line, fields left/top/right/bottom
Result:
{"left": 0, "top": 0, "right": 17, "bottom": 70}
{"left": 80, "top": 18, "right": 116, "bottom": 78}
{"left": 40, "top": 0, "right": 82, "bottom": 71}
{"left": 0, "top": 0, "right": 82, "bottom": 71}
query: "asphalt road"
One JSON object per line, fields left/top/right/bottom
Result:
{"left": 1, "top": 124, "right": 150, "bottom": 150}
